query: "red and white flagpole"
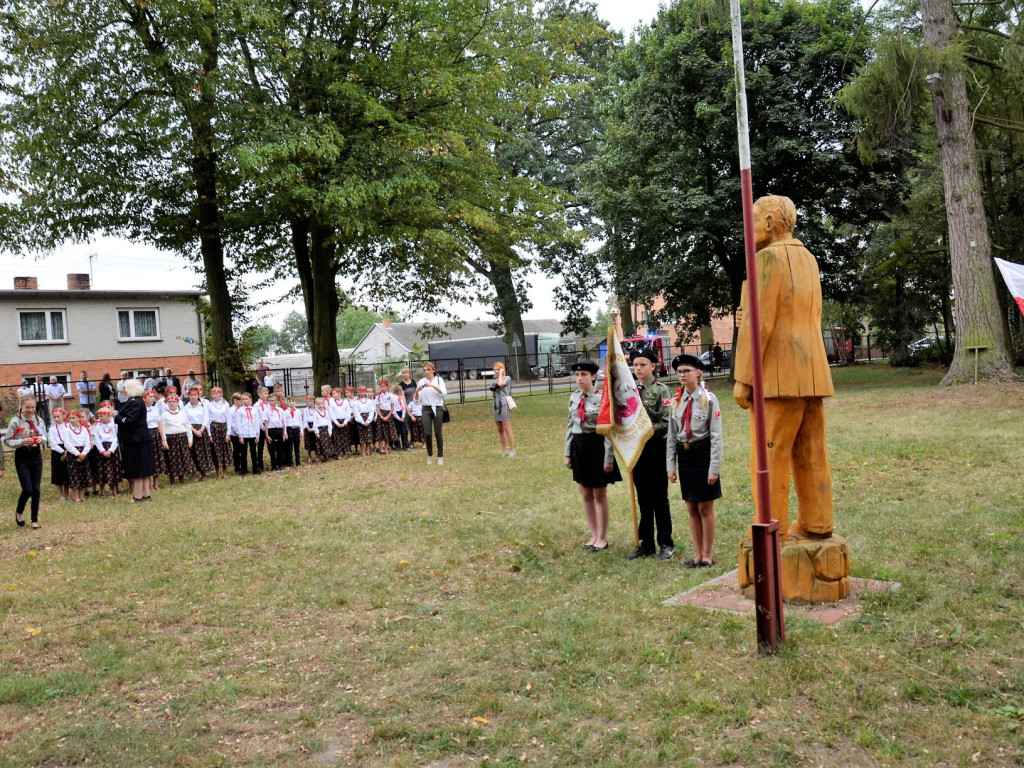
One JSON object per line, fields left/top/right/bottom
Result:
{"left": 729, "top": 0, "right": 784, "bottom": 651}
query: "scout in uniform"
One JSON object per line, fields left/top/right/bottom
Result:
{"left": 626, "top": 350, "right": 675, "bottom": 561}
{"left": 564, "top": 359, "right": 621, "bottom": 552}
{"left": 666, "top": 354, "right": 723, "bottom": 568}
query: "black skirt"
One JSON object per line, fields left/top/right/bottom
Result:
{"left": 122, "top": 440, "right": 156, "bottom": 480}
{"left": 50, "top": 449, "right": 69, "bottom": 486}
{"left": 675, "top": 439, "right": 722, "bottom": 502}
{"left": 569, "top": 432, "right": 622, "bottom": 488}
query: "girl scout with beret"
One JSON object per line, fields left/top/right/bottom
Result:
{"left": 666, "top": 354, "right": 723, "bottom": 568}
{"left": 564, "top": 359, "right": 621, "bottom": 552}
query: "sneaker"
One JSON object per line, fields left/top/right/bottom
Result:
{"left": 437, "top": 458, "right": 444, "bottom": 466}
{"left": 507, "top": 451, "right": 516, "bottom": 458}
{"left": 657, "top": 546, "right": 675, "bottom": 561}
{"left": 627, "top": 548, "right": 654, "bottom": 560}
{"left": 427, "top": 457, "right": 434, "bottom": 465}
{"left": 501, "top": 451, "right": 509, "bottom": 457}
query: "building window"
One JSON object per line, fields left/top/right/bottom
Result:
{"left": 117, "top": 308, "right": 160, "bottom": 340}
{"left": 18, "top": 309, "right": 67, "bottom": 344}
{"left": 384, "top": 342, "right": 391, "bottom": 358}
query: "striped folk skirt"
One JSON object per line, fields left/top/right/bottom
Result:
{"left": 357, "top": 421, "right": 375, "bottom": 446}
{"left": 315, "top": 426, "right": 333, "bottom": 457}
{"left": 375, "top": 417, "right": 397, "bottom": 444}
{"left": 209, "top": 422, "right": 232, "bottom": 468}
{"left": 409, "top": 417, "right": 424, "bottom": 444}
{"left": 67, "top": 454, "right": 94, "bottom": 490}
{"left": 149, "top": 427, "right": 165, "bottom": 475}
{"left": 164, "top": 433, "right": 195, "bottom": 478}
{"left": 95, "top": 442, "right": 124, "bottom": 486}
{"left": 331, "top": 422, "right": 349, "bottom": 455}
{"left": 190, "top": 433, "right": 215, "bottom": 474}
{"left": 304, "top": 427, "right": 317, "bottom": 453}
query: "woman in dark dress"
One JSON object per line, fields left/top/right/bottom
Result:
{"left": 115, "top": 379, "right": 155, "bottom": 502}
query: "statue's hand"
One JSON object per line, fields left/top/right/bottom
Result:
{"left": 733, "top": 382, "right": 752, "bottom": 410}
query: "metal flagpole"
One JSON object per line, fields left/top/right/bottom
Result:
{"left": 729, "top": 0, "right": 785, "bottom": 651}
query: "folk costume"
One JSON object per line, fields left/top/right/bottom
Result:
{"left": 183, "top": 399, "right": 215, "bottom": 475}
{"left": 93, "top": 419, "right": 124, "bottom": 488}
{"left": 160, "top": 399, "right": 195, "bottom": 480}
{"left": 48, "top": 416, "right": 70, "bottom": 489}
{"left": 206, "top": 394, "right": 233, "bottom": 470}
{"left": 64, "top": 420, "right": 94, "bottom": 491}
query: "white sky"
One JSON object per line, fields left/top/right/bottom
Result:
{"left": 0, "top": 0, "right": 663, "bottom": 329}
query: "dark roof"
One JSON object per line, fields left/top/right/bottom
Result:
{"left": 377, "top": 319, "right": 566, "bottom": 351}
{"left": 0, "top": 290, "right": 202, "bottom": 299}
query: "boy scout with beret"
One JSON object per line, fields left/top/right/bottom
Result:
{"left": 627, "top": 349, "right": 675, "bottom": 560}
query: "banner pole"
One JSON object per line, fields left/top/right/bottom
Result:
{"left": 729, "top": 0, "right": 784, "bottom": 652}
{"left": 629, "top": 470, "right": 640, "bottom": 548}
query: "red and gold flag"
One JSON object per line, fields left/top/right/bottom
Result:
{"left": 596, "top": 327, "right": 653, "bottom": 472}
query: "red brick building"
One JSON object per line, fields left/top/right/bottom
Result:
{"left": 1, "top": 274, "right": 205, "bottom": 389}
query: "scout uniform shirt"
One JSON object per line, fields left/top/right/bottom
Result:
{"left": 636, "top": 376, "right": 672, "bottom": 440}
{"left": 564, "top": 387, "right": 614, "bottom": 464}
{"left": 666, "top": 384, "right": 723, "bottom": 475}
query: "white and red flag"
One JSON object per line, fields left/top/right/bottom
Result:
{"left": 596, "top": 327, "right": 653, "bottom": 472}
{"left": 995, "top": 258, "right": 1024, "bottom": 318}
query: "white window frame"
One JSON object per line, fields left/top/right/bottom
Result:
{"left": 116, "top": 307, "right": 161, "bottom": 341}
{"left": 17, "top": 309, "right": 68, "bottom": 345}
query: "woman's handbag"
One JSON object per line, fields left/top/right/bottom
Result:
{"left": 441, "top": 405, "right": 451, "bottom": 424}
{"left": 506, "top": 395, "right": 518, "bottom": 411}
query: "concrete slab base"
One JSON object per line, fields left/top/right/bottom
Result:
{"left": 662, "top": 569, "right": 900, "bottom": 626}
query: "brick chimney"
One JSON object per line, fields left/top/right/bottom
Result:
{"left": 14, "top": 276, "right": 38, "bottom": 290}
{"left": 382, "top": 317, "right": 392, "bottom": 328}
{"left": 67, "top": 273, "right": 91, "bottom": 290}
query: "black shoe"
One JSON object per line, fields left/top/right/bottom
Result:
{"left": 626, "top": 548, "right": 654, "bottom": 560}
{"left": 15, "top": 511, "right": 25, "bottom": 527}
{"left": 684, "top": 558, "right": 700, "bottom": 569}
{"left": 657, "top": 546, "right": 675, "bottom": 561}
{"left": 697, "top": 559, "right": 715, "bottom": 568}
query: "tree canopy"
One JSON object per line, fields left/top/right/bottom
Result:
{"left": 587, "top": 0, "right": 905, "bottom": 339}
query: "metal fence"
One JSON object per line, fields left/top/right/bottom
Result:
{"left": 1, "top": 335, "right": 891, "bottom": 417}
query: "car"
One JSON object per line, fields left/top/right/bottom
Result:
{"left": 908, "top": 337, "right": 938, "bottom": 353}
{"left": 699, "top": 348, "right": 732, "bottom": 371}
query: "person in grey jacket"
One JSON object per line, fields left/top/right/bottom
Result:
{"left": 4, "top": 397, "right": 49, "bottom": 528}
{"left": 564, "top": 360, "right": 621, "bottom": 552}
{"left": 666, "top": 354, "right": 723, "bottom": 568}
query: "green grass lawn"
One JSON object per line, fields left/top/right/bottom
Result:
{"left": 2, "top": 363, "right": 1023, "bottom": 767}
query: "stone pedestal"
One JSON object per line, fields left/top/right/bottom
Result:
{"left": 737, "top": 534, "right": 851, "bottom": 603}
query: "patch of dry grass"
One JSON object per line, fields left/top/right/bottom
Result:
{"left": 1, "top": 362, "right": 1023, "bottom": 766}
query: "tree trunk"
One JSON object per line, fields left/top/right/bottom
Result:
{"left": 191, "top": 120, "right": 243, "bottom": 392}
{"left": 617, "top": 294, "right": 635, "bottom": 337}
{"left": 921, "top": 0, "right": 1015, "bottom": 383}
{"left": 291, "top": 216, "right": 314, "bottom": 351}
{"left": 307, "top": 221, "right": 342, "bottom": 390}
{"left": 488, "top": 257, "right": 530, "bottom": 380}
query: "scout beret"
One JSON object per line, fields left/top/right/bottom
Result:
{"left": 634, "top": 349, "right": 659, "bottom": 364}
{"left": 570, "top": 360, "right": 599, "bottom": 375}
{"left": 670, "top": 354, "right": 704, "bottom": 372}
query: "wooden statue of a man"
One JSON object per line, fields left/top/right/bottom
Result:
{"left": 733, "top": 195, "right": 834, "bottom": 539}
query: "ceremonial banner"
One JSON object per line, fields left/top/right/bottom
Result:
{"left": 596, "top": 327, "right": 653, "bottom": 472}
{"left": 995, "top": 258, "right": 1024, "bottom": 317}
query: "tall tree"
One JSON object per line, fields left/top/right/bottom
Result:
{"left": 920, "top": 0, "right": 1014, "bottom": 382}
{"left": 234, "top": 0, "right": 577, "bottom": 388}
{"left": 839, "top": 0, "right": 1021, "bottom": 381}
{"left": 587, "top": 0, "right": 903, "bottom": 345}
{"left": 0, "top": 0, "right": 258, "bottom": 390}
